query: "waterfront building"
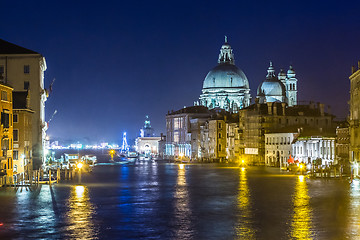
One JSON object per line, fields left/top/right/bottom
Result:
{"left": 165, "top": 106, "right": 211, "bottom": 160}
{"left": 257, "top": 62, "right": 298, "bottom": 106}
{"left": 196, "top": 37, "right": 251, "bottom": 113}
{"left": 226, "top": 121, "right": 241, "bottom": 162}
{"left": 292, "top": 135, "right": 336, "bottom": 166}
{"left": 349, "top": 61, "right": 360, "bottom": 176}
{"left": 135, "top": 116, "right": 163, "bottom": 157}
{"left": 239, "top": 102, "right": 335, "bottom": 165}
{"left": 12, "top": 91, "right": 33, "bottom": 178}
{"left": 265, "top": 132, "right": 298, "bottom": 168}
{"left": 0, "top": 83, "right": 13, "bottom": 185}
{"left": 335, "top": 122, "right": 350, "bottom": 169}
{"left": 135, "top": 137, "right": 162, "bottom": 157}
{"left": 0, "top": 39, "right": 47, "bottom": 168}
{"left": 200, "top": 119, "right": 227, "bottom": 161}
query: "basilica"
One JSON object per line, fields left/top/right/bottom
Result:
{"left": 195, "top": 37, "right": 298, "bottom": 110}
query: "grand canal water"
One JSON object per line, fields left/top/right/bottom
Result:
{"left": 0, "top": 160, "right": 359, "bottom": 239}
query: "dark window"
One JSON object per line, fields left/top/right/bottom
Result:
{"left": 24, "top": 81, "right": 30, "bottom": 90}
{"left": 1, "top": 112, "right": 9, "bottom": 128}
{"left": 13, "top": 114, "right": 18, "bottom": 123}
{"left": 13, "top": 129, "right": 18, "bottom": 142}
{"left": 0, "top": 65, "right": 4, "bottom": 74}
{"left": 218, "top": 122, "right": 221, "bottom": 128}
{"left": 218, "top": 133, "right": 221, "bottom": 139}
{"left": 219, "top": 144, "right": 222, "bottom": 151}
{"left": 24, "top": 65, "right": 30, "bottom": 74}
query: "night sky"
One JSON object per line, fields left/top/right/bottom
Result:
{"left": 1, "top": 1, "right": 360, "bottom": 144}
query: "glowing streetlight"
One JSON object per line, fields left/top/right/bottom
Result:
{"left": 109, "top": 149, "right": 115, "bottom": 160}
{"left": 77, "top": 162, "right": 83, "bottom": 169}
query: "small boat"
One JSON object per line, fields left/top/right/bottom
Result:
{"left": 127, "top": 151, "right": 138, "bottom": 158}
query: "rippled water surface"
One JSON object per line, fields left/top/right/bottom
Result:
{"left": 0, "top": 162, "right": 359, "bottom": 239}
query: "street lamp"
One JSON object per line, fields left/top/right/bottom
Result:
{"left": 77, "top": 162, "right": 83, "bottom": 183}
{"left": 109, "top": 149, "right": 116, "bottom": 161}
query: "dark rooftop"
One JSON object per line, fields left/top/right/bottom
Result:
{"left": 0, "top": 39, "right": 39, "bottom": 55}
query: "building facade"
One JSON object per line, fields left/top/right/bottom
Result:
{"left": 239, "top": 102, "right": 335, "bottom": 165}
{"left": 0, "top": 39, "right": 47, "bottom": 168}
{"left": 165, "top": 106, "right": 211, "bottom": 160}
{"left": 335, "top": 123, "right": 350, "bottom": 170}
{"left": 292, "top": 136, "right": 336, "bottom": 166}
{"left": 265, "top": 132, "right": 297, "bottom": 168}
{"left": 349, "top": 62, "right": 360, "bottom": 176}
{"left": 13, "top": 91, "right": 33, "bottom": 178}
{"left": 0, "top": 83, "right": 13, "bottom": 185}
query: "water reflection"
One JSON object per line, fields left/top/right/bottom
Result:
{"left": 236, "top": 167, "right": 255, "bottom": 239}
{"left": 173, "top": 164, "right": 193, "bottom": 238}
{"left": 66, "top": 185, "right": 97, "bottom": 239}
{"left": 291, "top": 176, "right": 312, "bottom": 239}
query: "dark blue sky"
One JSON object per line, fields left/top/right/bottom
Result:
{"left": 1, "top": 0, "right": 360, "bottom": 144}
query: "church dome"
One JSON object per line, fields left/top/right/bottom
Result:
{"left": 203, "top": 64, "right": 249, "bottom": 89}
{"left": 198, "top": 37, "right": 251, "bottom": 112}
{"left": 257, "top": 62, "right": 286, "bottom": 101}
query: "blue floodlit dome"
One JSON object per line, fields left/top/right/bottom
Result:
{"left": 203, "top": 64, "right": 249, "bottom": 89}
{"left": 257, "top": 61, "right": 286, "bottom": 99}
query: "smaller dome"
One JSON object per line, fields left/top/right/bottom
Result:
{"left": 287, "top": 65, "right": 295, "bottom": 75}
{"left": 278, "top": 69, "right": 286, "bottom": 76}
{"left": 257, "top": 62, "right": 286, "bottom": 102}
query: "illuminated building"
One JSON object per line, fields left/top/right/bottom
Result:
{"left": 12, "top": 91, "right": 33, "bottom": 178}
{"left": 239, "top": 102, "right": 335, "bottom": 165}
{"left": 0, "top": 39, "right": 47, "bottom": 168}
{"left": 0, "top": 83, "right": 13, "bottom": 184}
{"left": 135, "top": 116, "right": 163, "bottom": 157}
{"left": 226, "top": 121, "right": 241, "bottom": 162}
{"left": 200, "top": 119, "right": 227, "bottom": 161}
{"left": 165, "top": 106, "right": 211, "bottom": 160}
{"left": 292, "top": 135, "right": 336, "bottom": 166}
{"left": 335, "top": 122, "right": 350, "bottom": 171}
{"left": 196, "top": 37, "right": 251, "bottom": 113}
{"left": 265, "top": 132, "right": 298, "bottom": 167}
{"left": 257, "top": 61, "right": 298, "bottom": 106}
{"left": 350, "top": 62, "right": 360, "bottom": 176}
